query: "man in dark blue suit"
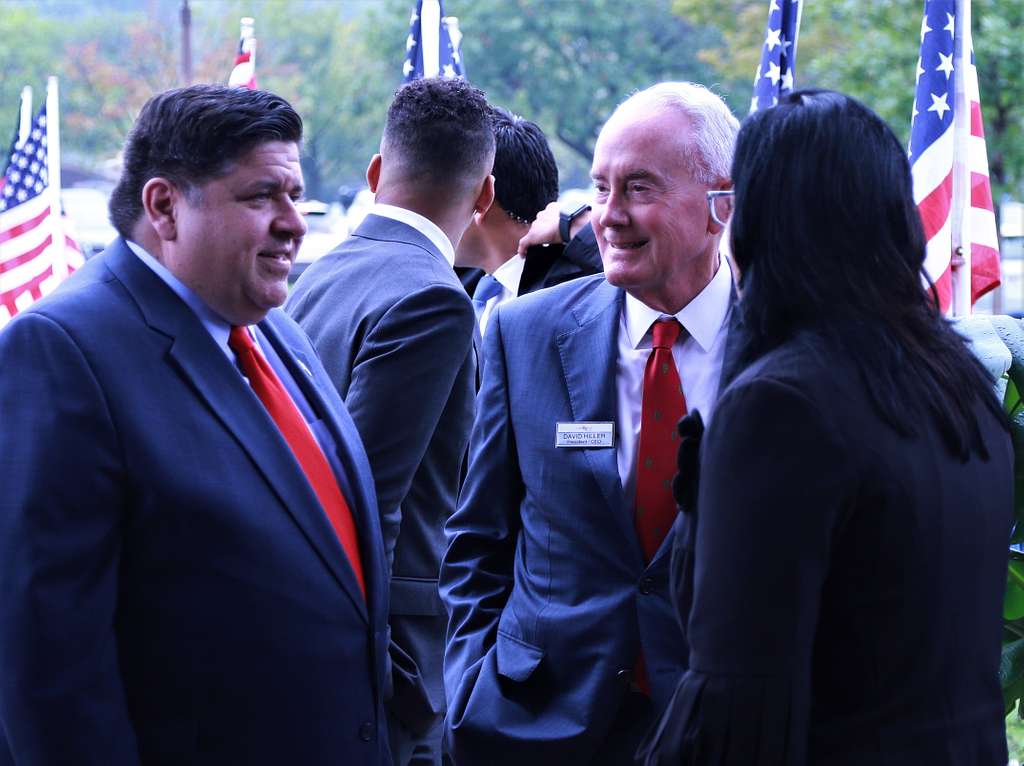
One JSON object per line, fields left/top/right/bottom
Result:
{"left": 440, "top": 82, "right": 740, "bottom": 765}
{"left": 0, "top": 85, "right": 390, "bottom": 765}
{"left": 286, "top": 78, "right": 495, "bottom": 766}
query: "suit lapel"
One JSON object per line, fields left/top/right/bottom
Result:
{"left": 258, "top": 317, "right": 379, "bottom": 621}
{"left": 106, "top": 241, "right": 369, "bottom": 621}
{"left": 555, "top": 281, "right": 643, "bottom": 563}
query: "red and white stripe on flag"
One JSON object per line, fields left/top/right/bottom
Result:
{"left": 0, "top": 104, "right": 82, "bottom": 330}
{"left": 910, "top": 0, "right": 999, "bottom": 314}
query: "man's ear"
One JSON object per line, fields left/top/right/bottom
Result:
{"left": 473, "top": 174, "right": 495, "bottom": 217}
{"left": 707, "top": 177, "right": 733, "bottom": 235}
{"left": 141, "top": 177, "right": 180, "bottom": 241}
{"left": 366, "top": 154, "right": 382, "bottom": 193}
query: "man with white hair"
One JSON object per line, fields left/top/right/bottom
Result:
{"left": 440, "top": 82, "right": 740, "bottom": 765}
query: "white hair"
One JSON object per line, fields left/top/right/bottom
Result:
{"left": 609, "top": 82, "right": 740, "bottom": 184}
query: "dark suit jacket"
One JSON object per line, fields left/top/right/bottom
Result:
{"left": 640, "top": 330, "right": 1013, "bottom": 766}
{"left": 0, "top": 239, "right": 390, "bottom": 765}
{"left": 441, "top": 275, "right": 726, "bottom": 765}
{"left": 457, "top": 223, "right": 603, "bottom": 298}
{"left": 286, "top": 214, "right": 477, "bottom": 730}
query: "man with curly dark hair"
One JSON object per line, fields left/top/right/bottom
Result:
{"left": 287, "top": 76, "right": 495, "bottom": 766}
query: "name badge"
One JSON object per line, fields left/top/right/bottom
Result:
{"left": 555, "top": 421, "right": 615, "bottom": 448}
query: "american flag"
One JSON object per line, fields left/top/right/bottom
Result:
{"left": 751, "top": 0, "right": 802, "bottom": 113}
{"left": 402, "top": 0, "right": 464, "bottom": 82}
{"left": 0, "top": 103, "right": 81, "bottom": 328}
{"left": 228, "top": 17, "right": 257, "bottom": 90}
{"left": 910, "top": 0, "right": 999, "bottom": 314}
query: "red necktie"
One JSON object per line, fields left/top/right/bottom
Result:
{"left": 229, "top": 326, "right": 366, "bottom": 597}
{"left": 632, "top": 319, "right": 686, "bottom": 696}
{"left": 634, "top": 318, "right": 687, "bottom": 561}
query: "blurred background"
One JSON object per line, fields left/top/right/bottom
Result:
{"left": 2, "top": 0, "right": 1021, "bottom": 299}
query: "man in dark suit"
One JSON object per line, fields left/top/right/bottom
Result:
{"left": 454, "top": 108, "right": 601, "bottom": 334}
{"left": 286, "top": 77, "right": 495, "bottom": 766}
{"left": 0, "top": 85, "right": 390, "bottom": 765}
{"left": 440, "top": 82, "right": 740, "bottom": 765}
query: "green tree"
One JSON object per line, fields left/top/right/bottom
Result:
{"left": 452, "top": 0, "right": 727, "bottom": 186}
{"left": 671, "top": 0, "right": 1024, "bottom": 199}
{"left": 0, "top": 6, "right": 67, "bottom": 141}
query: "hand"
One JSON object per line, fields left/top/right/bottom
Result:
{"left": 516, "top": 201, "right": 591, "bottom": 256}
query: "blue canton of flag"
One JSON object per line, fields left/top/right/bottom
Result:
{"left": 0, "top": 107, "right": 47, "bottom": 215}
{"left": 751, "top": 0, "right": 802, "bottom": 113}
{"left": 402, "top": 0, "right": 464, "bottom": 83}
{"left": 909, "top": 0, "right": 955, "bottom": 161}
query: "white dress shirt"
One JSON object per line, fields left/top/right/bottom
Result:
{"left": 368, "top": 203, "right": 455, "bottom": 266}
{"left": 615, "top": 257, "right": 734, "bottom": 503}
{"left": 477, "top": 253, "right": 525, "bottom": 336}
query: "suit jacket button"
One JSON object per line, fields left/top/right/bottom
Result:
{"left": 639, "top": 577, "right": 655, "bottom": 595}
{"left": 358, "top": 721, "right": 374, "bottom": 742}
{"left": 616, "top": 669, "right": 633, "bottom": 687}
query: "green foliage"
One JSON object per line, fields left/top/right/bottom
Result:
{"left": 994, "top": 319, "right": 1024, "bottom": 718}
{"left": 454, "top": 0, "right": 725, "bottom": 186}
{"left": 672, "top": 0, "right": 1024, "bottom": 200}
{"left": 1, "top": 0, "right": 1019, "bottom": 201}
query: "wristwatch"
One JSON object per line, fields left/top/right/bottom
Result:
{"left": 559, "top": 203, "right": 591, "bottom": 244}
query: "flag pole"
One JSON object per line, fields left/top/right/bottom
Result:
{"left": 46, "top": 76, "right": 68, "bottom": 282}
{"left": 18, "top": 86, "right": 32, "bottom": 146}
{"left": 420, "top": 0, "right": 441, "bottom": 78}
{"left": 950, "top": 0, "right": 972, "bottom": 316}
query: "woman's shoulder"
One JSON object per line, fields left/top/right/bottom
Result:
{"left": 727, "top": 330, "right": 844, "bottom": 396}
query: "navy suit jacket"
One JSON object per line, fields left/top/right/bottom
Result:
{"left": 0, "top": 239, "right": 390, "bottom": 765}
{"left": 441, "top": 275, "right": 715, "bottom": 764}
{"left": 287, "top": 214, "right": 477, "bottom": 731}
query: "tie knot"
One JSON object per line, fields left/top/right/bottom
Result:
{"left": 228, "top": 325, "right": 257, "bottom": 355}
{"left": 472, "top": 274, "right": 503, "bottom": 303}
{"left": 651, "top": 318, "right": 681, "bottom": 350}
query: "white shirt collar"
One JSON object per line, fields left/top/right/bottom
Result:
{"left": 491, "top": 253, "right": 526, "bottom": 297}
{"left": 368, "top": 202, "right": 456, "bottom": 266}
{"left": 623, "top": 256, "right": 733, "bottom": 351}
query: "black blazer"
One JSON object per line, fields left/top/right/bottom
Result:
{"left": 640, "top": 329, "right": 1013, "bottom": 765}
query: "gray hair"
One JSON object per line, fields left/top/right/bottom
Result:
{"left": 610, "top": 82, "right": 740, "bottom": 184}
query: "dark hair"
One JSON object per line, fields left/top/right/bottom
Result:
{"left": 491, "top": 107, "right": 558, "bottom": 223}
{"left": 730, "top": 89, "right": 1004, "bottom": 458}
{"left": 381, "top": 77, "right": 495, "bottom": 198}
{"left": 108, "top": 85, "right": 303, "bottom": 238}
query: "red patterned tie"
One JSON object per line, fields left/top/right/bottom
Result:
{"left": 634, "top": 318, "right": 687, "bottom": 560}
{"left": 229, "top": 326, "right": 365, "bottom": 597}
{"left": 632, "top": 318, "right": 687, "bottom": 694}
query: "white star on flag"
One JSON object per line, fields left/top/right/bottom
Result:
{"left": 936, "top": 51, "right": 954, "bottom": 79}
{"left": 406, "top": 34, "right": 416, "bottom": 51}
{"left": 944, "top": 13, "right": 954, "bottom": 36}
{"left": 765, "top": 27, "right": 781, "bottom": 50}
{"left": 920, "top": 15, "right": 932, "bottom": 41}
{"left": 764, "top": 61, "right": 781, "bottom": 86}
{"left": 928, "top": 91, "right": 950, "bottom": 120}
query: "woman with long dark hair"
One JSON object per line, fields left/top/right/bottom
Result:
{"left": 638, "top": 90, "right": 1014, "bottom": 765}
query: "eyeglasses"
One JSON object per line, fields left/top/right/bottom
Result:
{"left": 706, "top": 190, "right": 735, "bottom": 228}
